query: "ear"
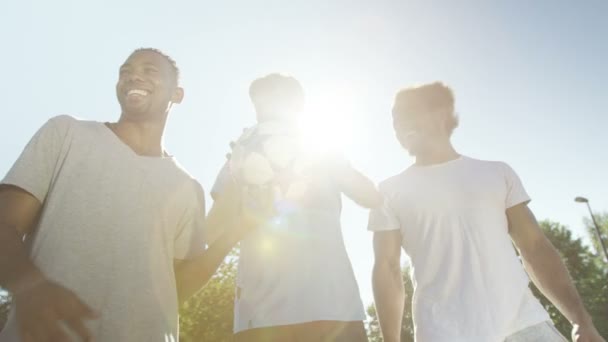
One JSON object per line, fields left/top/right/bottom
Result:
{"left": 171, "top": 87, "right": 184, "bottom": 104}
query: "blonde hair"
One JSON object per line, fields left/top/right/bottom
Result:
{"left": 393, "top": 82, "right": 459, "bottom": 134}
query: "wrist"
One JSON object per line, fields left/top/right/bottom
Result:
{"left": 9, "top": 266, "right": 46, "bottom": 298}
{"left": 382, "top": 333, "right": 401, "bottom": 342}
{"left": 571, "top": 311, "right": 593, "bottom": 327}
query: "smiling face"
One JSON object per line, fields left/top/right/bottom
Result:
{"left": 393, "top": 107, "right": 445, "bottom": 156}
{"left": 115, "top": 50, "right": 183, "bottom": 121}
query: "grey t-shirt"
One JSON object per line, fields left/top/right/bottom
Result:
{"left": 0, "top": 115, "right": 206, "bottom": 341}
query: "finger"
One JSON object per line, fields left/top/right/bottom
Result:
{"left": 34, "top": 309, "right": 64, "bottom": 342}
{"left": 27, "top": 318, "right": 69, "bottom": 342}
{"left": 46, "top": 325, "right": 71, "bottom": 342}
{"left": 62, "top": 295, "right": 98, "bottom": 319}
{"left": 21, "top": 331, "right": 35, "bottom": 342}
{"left": 64, "top": 317, "right": 93, "bottom": 342}
{"left": 75, "top": 300, "right": 99, "bottom": 320}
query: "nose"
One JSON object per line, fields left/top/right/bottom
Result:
{"left": 127, "top": 71, "right": 145, "bottom": 83}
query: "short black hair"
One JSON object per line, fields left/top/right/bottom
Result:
{"left": 130, "top": 48, "right": 180, "bottom": 84}
{"left": 249, "top": 73, "right": 304, "bottom": 104}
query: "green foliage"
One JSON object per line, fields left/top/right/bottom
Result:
{"left": 0, "top": 291, "right": 10, "bottom": 331}
{"left": 531, "top": 221, "right": 608, "bottom": 338}
{"left": 366, "top": 220, "right": 608, "bottom": 341}
{"left": 178, "top": 250, "right": 238, "bottom": 342}
{"left": 583, "top": 211, "right": 608, "bottom": 263}
{"left": 366, "top": 268, "right": 414, "bottom": 342}
{"left": 3, "top": 217, "right": 607, "bottom": 340}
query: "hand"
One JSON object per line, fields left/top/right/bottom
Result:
{"left": 572, "top": 323, "right": 606, "bottom": 342}
{"left": 15, "top": 277, "right": 98, "bottom": 342}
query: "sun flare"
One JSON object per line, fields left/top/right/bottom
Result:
{"left": 297, "top": 86, "right": 357, "bottom": 157}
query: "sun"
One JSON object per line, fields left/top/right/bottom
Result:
{"left": 297, "top": 86, "right": 357, "bottom": 158}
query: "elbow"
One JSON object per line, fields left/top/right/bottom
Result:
{"left": 373, "top": 258, "right": 401, "bottom": 283}
{"left": 354, "top": 188, "right": 383, "bottom": 209}
{"left": 364, "top": 191, "right": 383, "bottom": 209}
{"left": 519, "top": 235, "right": 559, "bottom": 266}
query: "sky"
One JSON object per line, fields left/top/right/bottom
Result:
{"left": 1, "top": 0, "right": 607, "bottom": 309}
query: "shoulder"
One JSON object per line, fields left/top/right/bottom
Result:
{"left": 47, "top": 114, "right": 90, "bottom": 128}
{"left": 168, "top": 159, "right": 206, "bottom": 202}
{"left": 460, "top": 156, "right": 514, "bottom": 173}
{"left": 377, "top": 169, "right": 412, "bottom": 200}
{"left": 45, "top": 115, "right": 103, "bottom": 135}
{"left": 30, "top": 115, "right": 89, "bottom": 144}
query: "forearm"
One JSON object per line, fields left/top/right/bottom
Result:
{"left": 174, "top": 226, "right": 242, "bottom": 303}
{"left": 0, "top": 223, "right": 45, "bottom": 294}
{"left": 522, "top": 238, "right": 592, "bottom": 325}
{"left": 372, "top": 263, "right": 405, "bottom": 342}
{"left": 336, "top": 168, "right": 382, "bottom": 209}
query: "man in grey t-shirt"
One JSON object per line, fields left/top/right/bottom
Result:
{"left": 0, "top": 48, "right": 251, "bottom": 341}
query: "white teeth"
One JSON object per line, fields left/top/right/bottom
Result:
{"left": 127, "top": 89, "right": 149, "bottom": 96}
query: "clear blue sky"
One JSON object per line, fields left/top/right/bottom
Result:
{"left": 1, "top": 0, "right": 607, "bottom": 309}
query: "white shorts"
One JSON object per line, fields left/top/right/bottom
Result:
{"left": 505, "top": 321, "right": 568, "bottom": 342}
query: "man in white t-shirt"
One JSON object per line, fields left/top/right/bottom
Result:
{"left": 0, "top": 48, "right": 252, "bottom": 341}
{"left": 369, "top": 82, "right": 604, "bottom": 342}
{"left": 211, "top": 73, "right": 382, "bottom": 342}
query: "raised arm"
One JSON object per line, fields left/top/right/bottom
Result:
{"left": 329, "top": 158, "right": 382, "bottom": 209}
{"left": 174, "top": 179, "right": 271, "bottom": 302}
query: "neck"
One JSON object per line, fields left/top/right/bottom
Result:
{"left": 414, "top": 141, "right": 460, "bottom": 166}
{"left": 109, "top": 114, "right": 168, "bottom": 157}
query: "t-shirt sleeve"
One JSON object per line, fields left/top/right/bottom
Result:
{"left": 501, "top": 162, "right": 531, "bottom": 209}
{"left": 174, "top": 180, "right": 207, "bottom": 260}
{"left": 210, "top": 161, "right": 231, "bottom": 201}
{"left": 1, "top": 116, "right": 70, "bottom": 203}
{"left": 368, "top": 184, "right": 401, "bottom": 232}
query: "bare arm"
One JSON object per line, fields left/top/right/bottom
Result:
{"left": 372, "top": 230, "right": 404, "bottom": 342}
{"left": 173, "top": 224, "right": 243, "bottom": 303}
{"left": 507, "top": 203, "right": 604, "bottom": 342}
{"left": 0, "top": 185, "right": 96, "bottom": 341}
{"left": 330, "top": 160, "right": 382, "bottom": 209}
{"left": 174, "top": 180, "right": 271, "bottom": 303}
{"left": 0, "top": 185, "right": 43, "bottom": 293}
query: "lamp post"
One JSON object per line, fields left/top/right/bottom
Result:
{"left": 575, "top": 196, "right": 608, "bottom": 263}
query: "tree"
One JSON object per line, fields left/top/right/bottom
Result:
{"left": 0, "top": 252, "right": 240, "bottom": 340}
{"left": 583, "top": 211, "right": 608, "bottom": 264}
{"left": 0, "top": 290, "right": 10, "bottom": 331}
{"left": 366, "top": 267, "right": 414, "bottom": 342}
{"left": 366, "top": 220, "right": 608, "bottom": 341}
{"left": 178, "top": 249, "right": 238, "bottom": 342}
{"left": 531, "top": 221, "right": 608, "bottom": 338}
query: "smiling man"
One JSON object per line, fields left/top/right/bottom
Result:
{"left": 369, "top": 82, "right": 604, "bottom": 342}
{"left": 0, "top": 48, "right": 249, "bottom": 341}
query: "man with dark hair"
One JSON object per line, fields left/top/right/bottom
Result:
{"left": 0, "top": 48, "right": 250, "bottom": 341}
{"left": 369, "top": 82, "right": 604, "bottom": 342}
{"left": 211, "top": 73, "right": 381, "bottom": 342}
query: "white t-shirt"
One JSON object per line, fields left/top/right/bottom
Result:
{"left": 0, "top": 115, "right": 206, "bottom": 342}
{"left": 212, "top": 158, "right": 366, "bottom": 333}
{"left": 368, "top": 156, "right": 550, "bottom": 342}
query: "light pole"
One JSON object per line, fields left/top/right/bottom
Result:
{"left": 575, "top": 196, "right": 608, "bottom": 263}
